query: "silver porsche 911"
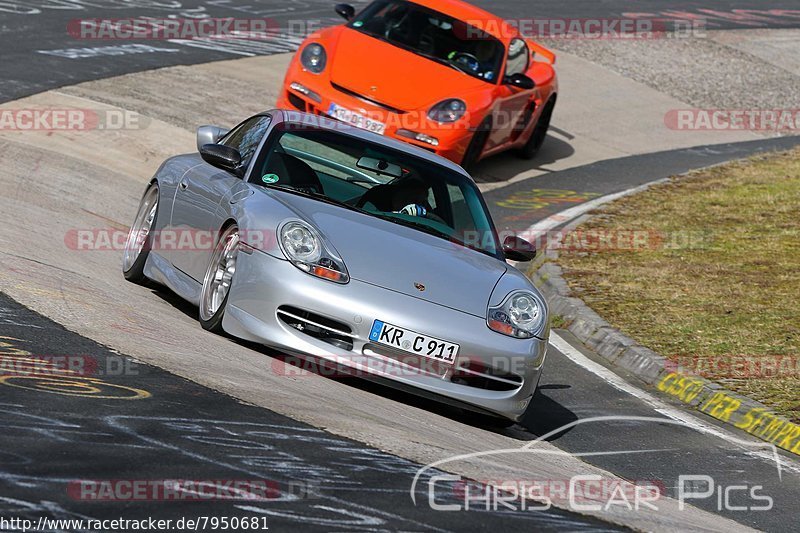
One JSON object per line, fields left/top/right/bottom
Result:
{"left": 122, "top": 110, "right": 548, "bottom": 424}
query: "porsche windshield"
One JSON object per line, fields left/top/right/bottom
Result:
{"left": 251, "top": 124, "right": 501, "bottom": 258}
{"left": 348, "top": 0, "right": 504, "bottom": 83}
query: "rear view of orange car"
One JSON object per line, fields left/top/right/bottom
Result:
{"left": 277, "top": 0, "right": 558, "bottom": 170}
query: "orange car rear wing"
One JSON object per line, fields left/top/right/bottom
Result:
{"left": 529, "top": 41, "right": 556, "bottom": 65}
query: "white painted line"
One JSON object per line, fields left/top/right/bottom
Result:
{"left": 549, "top": 332, "right": 800, "bottom": 476}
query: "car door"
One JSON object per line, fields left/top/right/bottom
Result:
{"left": 487, "top": 38, "right": 535, "bottom": 149}
{"left": 169, "top": 115, "right": 272, "bottom": 282}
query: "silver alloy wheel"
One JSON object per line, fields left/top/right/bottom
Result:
{"left": 200, "top": 225, "right": 240, "bottom": 321}
{"left": 122, "top": 186, "right": 159, "bottom": 272}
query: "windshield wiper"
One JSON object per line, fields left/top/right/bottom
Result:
{"left": 414, "top": 50, "right": 467, "bottom": 74}
{"left": 372, "top": 213, "right": 461, "bottom": 243}
{"left": 263, "top": 184, "right": 366, "bottom": 214}
{"left": 344, "top": 176, "right": 378, "bottom": 185}
{"left": 376, "top": 214, "right": 502, "bottom": 258}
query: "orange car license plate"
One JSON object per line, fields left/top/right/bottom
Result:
{"left": 328, "top": 103, "right": 386, "bottom": 135}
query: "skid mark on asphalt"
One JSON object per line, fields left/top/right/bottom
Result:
{"left": 0, "top": 294, "right": 616, "bottom": 531}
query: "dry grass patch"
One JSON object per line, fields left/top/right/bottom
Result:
{"left": 557, "top": 149, "right": 800, "bottom": 422}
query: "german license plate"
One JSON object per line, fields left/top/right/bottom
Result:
{"left": 369, "top": 320, "right": 459, "bottom": 364}
{"left": 328, "top": 103, "right": 386, "bottom": 135}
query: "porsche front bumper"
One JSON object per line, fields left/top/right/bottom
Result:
{"left": 276, "top": 83, "right": 473, "bottom": 165}
{"left": 222, "top": 248, "right": 547, "bottom": 421}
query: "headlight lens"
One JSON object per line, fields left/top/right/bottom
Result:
{"left": 279, "top": 221, "right": 348, "bottom": 283}
{"left": 282, "top": 222, "right": 321, "bottom": 263}
{"left": 428, "top": 99, "right": 466, "bottom": 123}
{"left": 487, "top": 290, "right": 546, "bottom": 338}
{"left": 300, "top": 43, "right": 327, "bottom": 74}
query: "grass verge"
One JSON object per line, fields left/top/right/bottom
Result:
{"left": 557, "top": 149, "right": 800, "bottom": 422}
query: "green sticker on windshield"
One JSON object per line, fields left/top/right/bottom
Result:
{"left": 262, "top": 173, "right": 280, "bottom": 184}
{"left": 353, "top": 20, "right": 363, "bottom": 27}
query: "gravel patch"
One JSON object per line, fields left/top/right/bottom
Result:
{"left": 541, "top": 30, "right": 800, "bottom": 118}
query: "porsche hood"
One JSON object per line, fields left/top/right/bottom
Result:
{"left": 267, "top": 189, "right": 506, "bottom": 318}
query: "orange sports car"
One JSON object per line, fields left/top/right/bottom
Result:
{"left": 277, "top": 0, "right": 558, "bottom": 170}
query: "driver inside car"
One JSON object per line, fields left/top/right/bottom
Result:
{"left": 448, "top": 39, "right": 498, "bottom": 81}
{"left": 473, "top": 39, "right": 497, "bottom": 81}
{"left": 359, "top": 175, "right": 435, "bottom": 218}
{"left": 392, "top": 176, "right": 431, "bottom": 215}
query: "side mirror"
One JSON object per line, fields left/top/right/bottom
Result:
{"left": 335, "top": 3, "right": 355, "bottom": 20}
{"left": 200, "top": 144, "right": 242, "bottom": 176}
{"left": 502, "top": 235, "right": 536, "bottom": 262}
{"left": 504, "top": 73, "right": 535, "bottom": 90}
{"left": 196, "top": 125, "right": 229, "bottom": 152}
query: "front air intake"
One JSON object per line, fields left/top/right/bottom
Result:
{"left": 277, "top": 306, "right": 354, "bottom": 351}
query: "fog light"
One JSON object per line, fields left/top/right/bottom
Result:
{"left": 396, "top": 129, "right": 439, "bottom": 147}
{"left": 289, "top": 82, "right": 322, "bottom": 103}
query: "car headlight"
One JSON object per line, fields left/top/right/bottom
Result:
{"left": 487, "top": 290, "right": 546, "bottom": 338}
{"left": 279, "top": 221, "right": 349, "bottom": 283}
{"left": 428, "top": 99, "right": 466, "bottom": 123}
{"left": 300, "top": 43, "right": 327, "bottom": 74}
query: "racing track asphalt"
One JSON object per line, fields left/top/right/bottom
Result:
{"left": 0, "top": 293, "right": 618, "bottom": 532}
{"left": 3, "top": 0, "right": 800, "bottom": 102}
{"left": 482, "top": 135, "right": 800, "bottom": 232}
{"left": 2, "top": 136, "right": 799, "bottom": 531}
{"left": 2, "top": 0, "right": 800, "bottom": 530}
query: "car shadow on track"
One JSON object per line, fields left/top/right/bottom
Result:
{"left": 517, "top": 384, "right": 579, "bottom": 439}
{"left": 471, "top": 134, "right": 575, "bottom": 185}
{"left": 151, "top": 286, "right": 202, "bottom": 320}
{"left": 257, "top": 347, "right": 578, "bottom": 440}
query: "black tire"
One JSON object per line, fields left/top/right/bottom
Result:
{"left": 122, "top": 184, "right": 159, "bottom": 285}
{"left": 461, "top": 116, "right": 492, "bottom": 173}
{"left": 199, "top": 289, "right": 229, "bottom": 334}
{"left": 517, "top": 98, "right": 555, "bottom": 160}
{"left": 199, "top": 224, "right": 240, "bottom": 333}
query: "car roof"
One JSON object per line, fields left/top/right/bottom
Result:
{"left": 404, "top": 0, "right": 519, "bottom": 43}
{"left": 268, "top": 109, "right": 476, "bottom": 182}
